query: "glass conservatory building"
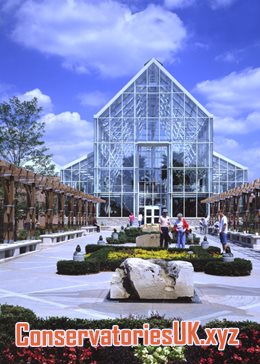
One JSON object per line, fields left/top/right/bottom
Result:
{"left": 61, "top": 59, "right": 248, "bottom": 218}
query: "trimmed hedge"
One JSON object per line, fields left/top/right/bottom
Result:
{"left": 60, "top": 245, "right": 238, "bottom": 275}
{"left": 57, "top": 259, "right": 100, "bottom": 275}
{"left": 205, "top": 258, "right": 252, "bottom": 276}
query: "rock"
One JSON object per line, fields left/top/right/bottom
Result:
{"left": 110, "top": 258, "right": 194, "bottom": 300}
{"left": 136, "top": 234, "right": 160, "bottom": 247}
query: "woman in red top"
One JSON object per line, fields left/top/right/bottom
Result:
{"left": 173, "top": 213, "right": 189, "bottom": 249}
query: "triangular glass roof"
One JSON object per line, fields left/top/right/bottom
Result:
{"left": 95, "top": 58, "right": 212, "bottom": 118}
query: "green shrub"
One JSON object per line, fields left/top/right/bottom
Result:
{"left": 207, "top": 246, "right": 221, "bottom": 255}
{"left": 205, "top": 258, "right": 252, "bottom": 276}
{"left": 57, "top": 259, "right": 100, "bottom": 275}
{"left": 85, "top": 244, "right": 105, "bottom": 253}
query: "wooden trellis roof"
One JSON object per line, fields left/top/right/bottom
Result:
{"left": 201, "top": 178, "right": 260, "bottom": 204}
{"left": 0, "top": 159, "right": 105, "bottom": 203}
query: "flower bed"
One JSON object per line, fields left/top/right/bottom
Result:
{"left": 57, "top": 245, "right": 223, "bottom": 275}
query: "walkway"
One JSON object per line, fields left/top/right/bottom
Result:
{"left": 0, "top": 231, "right": 259, "bottom": 325}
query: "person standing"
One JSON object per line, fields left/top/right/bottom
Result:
{"left": 219, "top": 210, "right": 228, "bottom": 252}
{"left": 138, "top": 212, "right": 143, "bottom": 227}
{"left": 159, "top": 208, "right": 171, "bottom": 249}
{"left": 174, "top": 213, "right": 189, "bottom": 249}
{"left": 129, "top": 212, "right": 135, "bottom": 226}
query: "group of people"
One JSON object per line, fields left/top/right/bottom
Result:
{"left": 159, "top": 209, "right": 189, "bottom": 249}
{"left": 129, "top": 208, "right": 229, "bottom": 252}
{"left": 128, "top": 212, "right": 143, "bottom": 227}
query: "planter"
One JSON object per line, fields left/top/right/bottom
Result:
{"left": 222, "top": 254, "right": 234, "bottom": 263}
{"left": 201, "top": 241, "right": 209, "bottom": 250}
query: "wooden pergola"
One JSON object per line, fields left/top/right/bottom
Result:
{"left": 0, "top": 160, "right": 105, "bottom": 243}
{"left": 202, "top": 178, "right": 260, "bottom": 233}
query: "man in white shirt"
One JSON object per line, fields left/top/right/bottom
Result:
{"left": 219, "top": 210, "right": 228, "bottom": 252}
{"left": 138, "top": 212, "right": 143, "bottom": 227}
{"left": 159, "top": 208, "right": 171, "bottom": 249}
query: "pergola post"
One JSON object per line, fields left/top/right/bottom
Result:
{"left": 83, "top": 200, "right": 88, "bottom": 226}
{"left": 58, "top": 192, "right": 65, "bottom": 231}
{"left": 3, "top": 176, "right": 15, "bottom": 243}
{"left": 25, "top": 183, "right": 36, "bottom": 239}
{"left": 45, "top": 189, "right": 54, "bottom": 233}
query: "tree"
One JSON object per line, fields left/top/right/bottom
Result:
{"left": 0, "top": 96, "right": 56, "bottom": 176}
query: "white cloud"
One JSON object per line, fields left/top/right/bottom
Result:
{"left": 195, "top": 67, "right": 260, "bottom": 120}
{"left": 164, "top": 0, "right": 238, "bottom": 9}
{"left": 164, "top": 0, "right": 195, "bottom": 9}
{"left": 209, "top": 0, "right": 237, "bottom": 10}
{"left": 10, "top": 0, "right": 187, "bottom": 77}
{"left": 42, "top": 111, "right": 94, "bottom": 165}
{"left": 215, "top": 51, "right": 239, "bottom": 64}
{"left": 78, "top": 91, "right": 109, "bottom": 108}
{"left": 20, "top": 88, "right": 53, "bottom": 112}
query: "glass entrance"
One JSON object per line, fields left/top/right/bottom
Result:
{"left": 138, "top": 145, "right": 169, "bottom": 213}
{"left": 144, "top": 206, "right": 160, "bottom": 225}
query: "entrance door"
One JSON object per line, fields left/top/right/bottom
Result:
{"left": 144, "top": 206, "right": 160, "bottom": 225}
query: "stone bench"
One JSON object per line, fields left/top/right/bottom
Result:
{"left": 40, "top": 230, "right": 84, "bottom": 244}
{"left": 0, "top": 240, "right": 41, "bottom": 261}
{"left": 228, "top": 232, "right": 260, "bottom": 249}
{"left": 80, "top": 226, "right": 98, "bottom": 234}
{"left": 136, "top": 234, "right": 160, "bottom": 247}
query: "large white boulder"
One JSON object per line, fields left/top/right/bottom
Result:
{"left": 110, "top": 258, "right": 194, "bottom": 300}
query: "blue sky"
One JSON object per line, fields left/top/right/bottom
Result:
{"left": 0, "top": 0, "right": 259, "bottom": 180}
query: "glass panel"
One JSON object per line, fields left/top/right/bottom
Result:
{"left": 185, "top": 118, "right": 197, "bottom": 141}
{"left": 172, "top": 144, "right": 184, "bottom": 167}
{"left": 219, "top": 158, "right": 227, "bottom": 170}
{"left": 99, "top": 196, "right": 109, "bottom": 217}
{"left": 63, "top": 170, "right": 71, "bottom": 182}
{"left": 185, "top": 95, "right": 197, "bottom": 117}
{"left": 185, "top": 169, "right": 197, "bottom": 192}
{"left": 236, "top": 170, "right": 244, "bottom": 181}
{"left": 198, "top": 197, "right": 207, "bottom": 217}
{"left": 160, "top": 118, "right": 171, "bottom": 141}
{"left": 122, "top": 194, "right": 133, "bottom": 217}
{"left": 72, "top": 170, "right": 79, "bottom": 180}
{"left": 148, "top": 119, "right": 159, "bottom": 140}
{"left": 185, "top": 197, "right": 196, "bottom": 217}
{"left": 160, "top": 71, "right": 171, "bottom": 92}
{"left": 172, "top": 93, "right": 184, "bottom": 117}
{"left": 173, "top": 197, "right": 183, "bottom": 216}
{"left": 148, "top": 94, "right": 159, "bottom": 117}
{"left": 110, "top": 195, "right": 122, "bottom": 217}
{"left": 98, "top": 144, "right": 110, "bottom": 167}
{"left": 173, "top": 170, "right": 184, "bottom": 192}
{"left": 197, "top": 143, "right": 209, "bottom": 167}
{"left": 123, "top": 93, "right": 134, "bottom": 117}
{"left": 109, "top": 118, "right": 122, "bottom": 141}
{"left": 122, "top": 118, "right": 134, "bottom": 141}
{"left": 160, "top": 93, "right": 171, "bottom": 117}
{"left": 110, "top": 169, "right": 122, "bottom": 192}
{"left": 136, "top": 118, "right": 147, "bottom": 141}
{"left": 136, "top": 94, "right": 146, "bottom": 117}
{"left": 172, "top": 118, "right": 184, "bottom": 141}
{"left": 123, "top": 170, "right": 134, "bottom": 192}
{"left": 198, "top": 169, "right": 208, "bottom": 192}
{"left": 110, "top": 143, "right": 122, "bottom": 167}
{"left": 99, "top": 170, "right": 110, "bottom": 192}
{"left": 184, "top": 143, "right": 197, "bottom": 167}
{"left": 197, "top": 118, "right": 209, "bottom": 142}
{"left": 148, "top": 64, "right": 159, "bottom": 91}
{"left": 122, "top": 143, "right": 134, "bottom": 167}
{"left": 136, "top": 71, "right": 147, "bottom": 92}
{"left": 110, "top": 96, "right": 122, "bottom": 117}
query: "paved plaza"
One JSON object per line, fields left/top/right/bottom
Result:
{"left": 0, "top": 231, "right": 260, "bottom": 325}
